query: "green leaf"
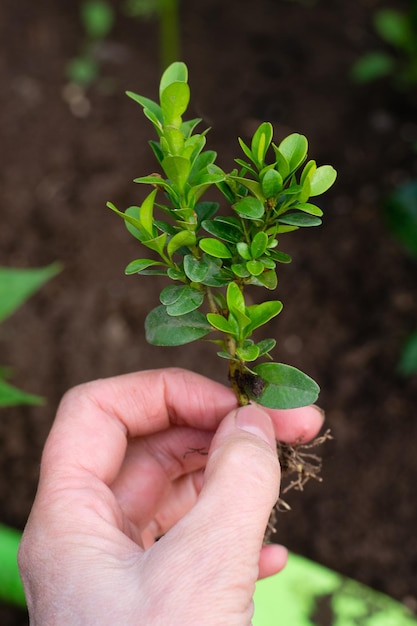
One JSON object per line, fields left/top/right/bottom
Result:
{"left": 384, "top": 180, "right": 417, "bottom": 258}
{"left": 0, "top": 377, "right": 44, "bottom": 407}
{"left": 234, "top": 196, "right": 265, "bottom": 219}
{"left": 81, "top": 0, "right": 114, "bottom": 40}
{"left": 206, "top": 313, "right": 235, "bottom": 334}
{"left": 251, "top": 122, "right": 273, "bottom": 166}
{"left": 257, "top": 338, "right": 277, "bottom": 356}
{"left": 108, "top": 202, "right": 146, "bottom": 240}
{"left": 167, "top": 230, "right": 196, "bottom": 259}
{"left": 159, "top": 61, "right": 188, "bottom": 96}
{"left": 166, "top": 287, "right": 204, "bottom": 316}
{"left": 201, "top": 219, "right": 242, "bottom": 243}
{"left": 238, "top": 137, "right": 256, "bottom": 164}
{"left": 251, "top": 232, "right": 269, "bottom": 258}
{"left": 251, "top": 269, "right": 278, "bottom": 290}
{"left": 138, "top": 189, "right": 158, "bottom": 236}
{"left": 160, "top": 81, "right": 191, "bottom": 126}
{"left": 162, "top": 156, "right": 190, "bottom": 190}
{"left": 0, "top": 264, "right": 61, "bottom": 324}
{"left": 226, "top": 282, "right": 245, "bottom": 315}
{"left": 126, "top": 92, "right": 163, "bottom": 124}
{"left": 272, "top": 146, "right": 290, "bottom": 179}
{"left": 236, "top": 242, "right": 252, "bottom": 261}
{"left": 195, "top": 201, "right": 219, "bottom": 226}
{"left": 183, "top": 255, "right": 209, "bottom": 282}
{"left": 246, "top": 260, "right": 264, "bottom": 276}
{"left": 278, "top": 134, "right": 308, "bottom": 173}
{"left": 199, "top": 238, "right": 232, "bottom": 259}
{"left": 245, "top": 300, "right": 283, "bottom": 334}
{"left": 252, "top": 362, "right": 320, "bottom": 409}
{"left": 125, "top": 259, "right": 166, "bottom": 275}
{"left": 294, "top": 202, "right": 323, "bottom": 217}
{"left": 236, "top": 343, "right": 260, "bottom": 362}
{"left": 309, "top": 165, "right": 337, "bottom": 196}
{"left": 261, "top": 169, "right": 283, "bottom": 197}
{"left": 143, "top": 232, "right": 168, "bottom": 256}
{"left": 231, "top": 263, "right": 250, "bottom": 278}
{"left": 279, "top": 213, "right": 322, "bottom": 227}
{"left": 374, "top": 9, "right": 410, "bottom": 49}
{"left": 268, "top": 250, "right": 292, "bottom": 264}
{"left": 351, "top": 52, "right": 395, "bottom": 83}
{"left": 398, "top": 330, "right": 417, "bottom": 376}
{"left": 145, "top": 305, "right": 211, "bottom": 345}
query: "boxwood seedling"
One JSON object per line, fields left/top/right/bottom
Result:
{"left": 108, "top": 62, "right": 336, "bottom": 529}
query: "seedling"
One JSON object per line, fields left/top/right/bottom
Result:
{"left": 108, "top": 62, "right": 336, "bottom": 525}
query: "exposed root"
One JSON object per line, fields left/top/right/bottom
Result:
{"left": 265, "top": 429, "right": 333, "bottom": 541}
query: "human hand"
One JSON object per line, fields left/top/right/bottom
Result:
{"left": 18, "top": 368, "right": 324, "bottom": 625}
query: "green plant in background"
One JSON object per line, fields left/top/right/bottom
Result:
{"left": 351, "top": 2, "right": 417, "bottom": 89}
{"left": 124, "top": 0, "right": 180, "bottom": 69}
{"left": 108, "top": 62, "right": 337, "bottom": 410}
{"left": 0, "top": 263, "right": 59, "bottom": 609}
{"left": 0, "top": 264, "right": 61, "bottom": 406}
{"left": 66, "top": 0, "right": 115, "bottom": 88}
{"left": 384, "top": 179, "right": 417, "bottom": 376}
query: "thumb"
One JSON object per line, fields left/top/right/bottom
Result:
{"left": 202, "top": 403, "right": 280, "bottom": 544}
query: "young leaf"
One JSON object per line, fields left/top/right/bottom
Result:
{"left": 245, "top": 300, "right": 283, "bottom": 334}
{"left": 236, "top": 343, "right": 260, "bottom": 362}
{"left": 160, "top": 81, "right": 191, "bottom": 126}
{"left": 145, "top": 305, "right": 211, "bottom": 345}
{"left": 226, "top": 281, "right": 245, "bottom": 315}
{"left": 251, "top": 122, "right": 273, "bottom": 167}
{"left": 257, "top": 338, "right": 277, "bottom": 356}
{"left": 162, "top": 156, "right": 190, "bottom": 191}
{"left": 167, "top": 230, "right": 196, "bottom": 259}
{"left": 261, "top": 169, "right": 283, "bottom": 197}
{"left": 246, "top": 260, "right": 264, "bottom": 276}
{"left": 159, "top": 61, "right": 188, "bottom": 96}
{"left": 278, "top": 133, "right": 308, "bottom": 173}
{"left": 252, "top": 362, "right": 320, "bottom": 409}
{"left": 125, "top": 259, "right": 166, "bottom": 275}
{"left": 199, "top": 238, "right": 233, "bottom": 259}
{"left": 309, "top": 165, "right": 337, "bottom": 196}
{"left": 206, "top": 313, "right": 235, "bottom": 335}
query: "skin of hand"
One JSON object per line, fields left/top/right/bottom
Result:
{"left": 18, "top": 368, "right": 324, "bottom": 626}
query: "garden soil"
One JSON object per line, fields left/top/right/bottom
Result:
{"left": 1, "top": 0, "right": 417, "bottom": 623}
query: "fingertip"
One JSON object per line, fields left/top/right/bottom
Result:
{"left": 268, "top": 404, "right": 325, "bottom": 443}
{"left": 258, "top": 544, "right": 288, "bottom": 579}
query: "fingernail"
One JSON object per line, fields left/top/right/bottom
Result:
{"left": 235, "top": 404, "right": 275, "bottom": 449}
{"left": 312, "top": 404, "right": 326, "bottom": 424}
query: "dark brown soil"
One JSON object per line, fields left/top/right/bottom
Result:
{"left": 1, "top": 0, "right": 417, "bottom": 623}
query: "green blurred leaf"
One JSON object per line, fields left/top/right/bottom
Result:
{"left": 374, "top": 9, "right": 410, "bottom": 49}
{"left": 351, "top": 52, "right": 395, "bottom": 83}
{"left": 145, "top": 305, "right": 211, "bottom": 345}
{"left": 0, "top": 378, "right": 44, "bottom": 407}
{"left": 0, "top": 264, "right": 61, "bottom": 324}
{"left": 398, "top": 330, "right": 417, "bottom": 376}
{"left": 81, "top": 0, "right": 114, "bottom": 40}
{"left": 252, "top": 362, "right": 320, "bottom": 409}
{"left": 384, "top": 180, "right": 417, "bottom": 258}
